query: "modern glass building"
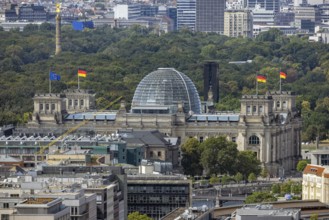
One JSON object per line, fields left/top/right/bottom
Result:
{"left": 131, "top": 68, "right": 201, "bottom": 114}
{"left": 245, "top": 0, "right": 280, "bottom": 12}
{"left": 177, "top": 0, "right": 196, "bottom": 31}
{"left": 196, "top": 0, "right": 225, "bottom": 34}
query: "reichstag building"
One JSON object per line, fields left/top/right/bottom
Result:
{"left": 22, "top": 68, "right": 302, "bottom": 176}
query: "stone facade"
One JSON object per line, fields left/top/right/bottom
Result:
{"left": 24, "top": 90, "right": 302, "bottom": 176}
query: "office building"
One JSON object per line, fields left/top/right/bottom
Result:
{"left": 224, "top": 9, "right": 253, "bottom": 38}
{"left": 235, "top": 205, "right": 300, "bottom": 219}
{"left": 294, "top": 5, "right": 321, "bottom": 30}
{"left": 127, "top": 175, "right": 191, "bottom": 220}
{"left": 113, "top": 4, "right": 141, "bottom": 20}
{"left": 252, "top": 5, "right": 276, "bottom": 25}
{"left": 167, "top": 7, "right": 177, "bottom": 31}
{"left": 196, "top": 0, "right": 225, "bottom": 33}
{"left": 18, "top": 4, "right": 47, "bottom": 21}
{"left": 245, "top": 0, "right": 280, "bottom": 12}
{"left": 274, "top": 12, "right": 295, "bottom": 25}
{"left": 12, "top": 198, "right": 70, "bottom": 220}
{"left": 0, "top": 165, "right": 127, "bottom": 220}
{"left": 177, "top": 0, "right": 196, "bottom": 31}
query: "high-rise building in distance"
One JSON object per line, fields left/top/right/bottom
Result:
{"left": 196, "top": 0, "right": 225, "bottom": 33}
{"left": 224, "top": 9, "right": 253, "bottom": 38}
{"left": 177, "top": 0, "right": 196, "bottom": 31}
{"left": 245, "top": 0, "right": 280, "bottom": 12}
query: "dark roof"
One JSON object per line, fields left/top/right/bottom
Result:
{"left": 118, "top": 130, "right": 171, "bottom": 147}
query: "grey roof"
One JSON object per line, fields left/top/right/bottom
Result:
{"left": 187, "top": 114, "right": 239, "bottom": 122}
{"left": 65, "top": 112, "right": 116, "bottom": 120}
{"left": 0, "top": 155, "right": 21, "bottom": 162}
{"left": 118, "top": 130, "right": 172, "bottom": 147}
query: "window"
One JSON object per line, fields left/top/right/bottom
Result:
{"left": 276, "top": 101, "right": 280, "bottom": 108}
{"left": 74, "top": 100, "right": 78, "bottom": 106}
{"left": 158, "top": 151, "right": 162, "bottom": 157}
{"left": 150, "top": 151, "right": 153, "bottom": 157}
{"left": 39, "top": 103, "right": 43, "bottom": 110}
{"left": 1, "top": 214, "right": 9, "bottom": 220}
{"left": 69, "top": 99, "right": 72, "bottom": 106}
{"left": 253, "top": 106, "right": 257, "bottom": 113}
{"left": 51, "top": 103, "right": 55, "bottom": 110}
{"left": 232, "top": 137, "right": 236, "bottom": 142}
{"left": 283, "top": 101, "right": 287, "bottom": 109}
{"left": 46, "top": 104, "right": 49, "bottom": 110}
{"left": 199, "top": 136, "right": 203, "bottom": 143}
{"left": 3, "top": 203, "right": 9, "bottom": 208}
{"left": 247, "top": 106, "right": 251, "bottom": 113}
{"left": 80, "top": 99, "right": 84, "bottom": 106}
{"left": 249, "top": 135, "right": 260, "bottom": 145}
{"left": 259, "top": 106, "right": 263, "bottom": 113}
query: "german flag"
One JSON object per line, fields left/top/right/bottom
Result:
{"left": 257, "top": 75, "right": 267, "bottom": 83}
{"left": 280, "top": 71, "right": 287, "bottom": 79}
{"left": 78, "top": 69, "right": 87, "bottom": 78}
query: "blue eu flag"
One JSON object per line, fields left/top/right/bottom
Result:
{"left": 49, "top": 71, "right": 61, "bottom": 81}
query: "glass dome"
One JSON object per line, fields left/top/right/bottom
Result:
{"left": 131, "top": 68, "right": 201, "bottom": 114}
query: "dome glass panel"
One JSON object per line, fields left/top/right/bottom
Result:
{"left": 131, "top": 68, "right": 201, "bottom": 114}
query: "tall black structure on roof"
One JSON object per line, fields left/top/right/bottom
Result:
{"left": 203, "top": 62, "right": 219, "bottom": 102}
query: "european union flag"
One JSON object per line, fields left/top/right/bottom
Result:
{"left": 49, "top": 71, "right": 61, "bottom": 81}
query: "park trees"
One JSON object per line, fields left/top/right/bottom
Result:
{"left": 181, "top": 138, "right": 203, "bottom": 176}
{"left": 200, "top": 136, "right": 238, "bottom": 176}
{"left": 296, "top": 160, "right": 309, "bottom": 172}
{"left": 128, "top": 212, "right": 152, "bottom": 220}
{"left": 245, "top": 192, "right": 277, "bottom": 204}
{"left": 236, "top": 151, "right": 262, "bottom": 179}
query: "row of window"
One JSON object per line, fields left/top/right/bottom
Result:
{"left": 128, "top": 186, "right": 188, "bottom": 194}
{"left": 197, "top": 136, "right": 259, "bottom": 145}
{"left": 39, "top": 103, "right": 55, "bottom": 111}
{"left": 150, "top": 151, "right": 162, "bottom": 157}
{"left": 39, "top": 99, "right": 88, "bottom": 110}
{"left": 246, "top": 101, "right": 288, "bottom": 114}
{"left": 68, "top": 99, "right": 84, "bottom": 106}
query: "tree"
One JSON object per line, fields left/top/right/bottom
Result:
{"left": 245, "top": 191, "right": 277, "bottom": 204}
{"left": 128, "top": 212, "right": 152, "bottom": 220}
{"left": 236, "top": 151, "right": 261, "bottom": 179}
{"left": 200, "top": 136, "right": 239, "bottom": 176}
{"left": 310, "top": 214, "right": 318, "bottom": 220}
{"left": 296, "top": 160, "right": 309, "bottom": 172}
{"left": 260, "top": 167, "right": 269, "bottom": 179}
{"left": 235, "top": 172, "right": 243, "bottom": 183}
{"left": 221, "top": 174, "right": 230, "bottom": 185}
{"left": 271, "top": 184, "right": 280, "bottom": 194}
{"left": 209, "top": 174, "right": 220, "bottom": 185}
{"left": 248, "top": 173, "right": 257, "bottom": 183}
{"left": 181, "top": 138, "right": 203, "bottom": 176}
{"left": 291, "top": 182, "right": 302, "bottom": 194}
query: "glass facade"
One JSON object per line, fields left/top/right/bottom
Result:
{"left": 196, "top": 0, "right": 225, "bottom": 33}
{"left": 131, "top": 68, "right": 201, "bottom": 114}
{"left": 177, "top": 0, "right": 196, "bottom": 31}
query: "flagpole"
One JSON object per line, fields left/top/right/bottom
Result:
{"left": 280, "top": 75, "right": 282, "bottom": 94}
{"left": 78, "top": 75, "right": 80, "bottom": 90}
{"left": 256, "top": 77, "right": 258, "bottom": 96}
{"left": 49, "top": 69, "right": 51, "bottom": 94}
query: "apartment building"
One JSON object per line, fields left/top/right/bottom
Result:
{"left": 224, "top": 9, "right": 253, "bottom": 38}
{"left": 302, "top": 164, "right": 329, "bottom": 203}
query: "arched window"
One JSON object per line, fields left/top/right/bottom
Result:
{"left": 249, "top": 135, "right": 260, "bottom": 145}
{"left": 276, "top": 101, "right": 280, "bottom": 108}
{"left": 283, "top": 101, "right": 287, "bottom": 109}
